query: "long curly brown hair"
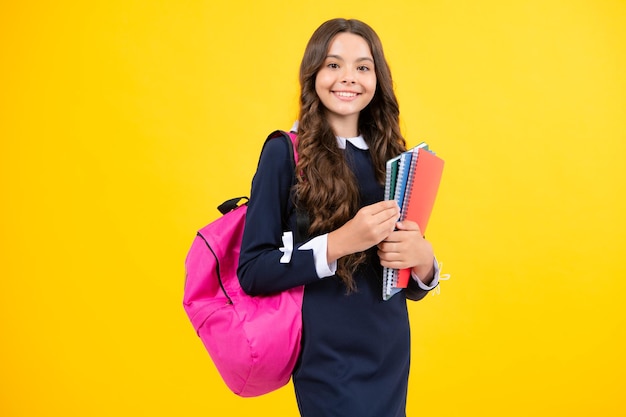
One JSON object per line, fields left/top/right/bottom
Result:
{"left": 295, "top": 18, "right": 406, "bottom": 291}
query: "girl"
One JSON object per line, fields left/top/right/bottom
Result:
{"left": 238, "top": 18, "right": 441, "bottom": 417}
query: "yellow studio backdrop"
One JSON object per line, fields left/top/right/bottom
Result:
{"left": 1, "top": 1, "right": 625, "bottom": 416}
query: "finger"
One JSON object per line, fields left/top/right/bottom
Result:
{"left": 378, "top": 241, "right": 400, "bottom": 253}
{"left": 377, "top": 248, "right": 398, "bottom": 261}
{"left": 369, "top": 200, "right": 399, "bottom": 216}
{"left": 371, "top": 209, "right": 400, "bottom": 231}
{"left": 378, "top": 199, "right": 399, "bottom": 210}
{"left": 379, "top": 257, "right": 409, "bottom": 269}
{"left": 380, "top": 230, "right": 401, "bottom": 244}
{"left": 377, "top": 218, "right": 400, "bottom": 240}
{"left": 395, "top": 220, "right": 421, "bottom": 234}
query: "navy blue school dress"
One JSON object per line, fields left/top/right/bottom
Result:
{"left": 238, "top": 134, "right": 435, "bottom": 417}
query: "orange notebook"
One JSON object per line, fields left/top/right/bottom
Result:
{"left": 396, "top": 147, "right": 444, "bottom": 288}
{"left": 382, "top": 146, "right": 444, "bottom": 300}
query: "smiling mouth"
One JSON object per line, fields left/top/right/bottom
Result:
{"left": 334, "top": 91, "right": 359, "bottom": 98}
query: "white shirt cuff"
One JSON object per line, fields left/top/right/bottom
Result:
{"left": 411, "top": 257, "right": 440, "bottom": 290}
{"left": 298, "top": 234, "right": 337, "bottom": 278}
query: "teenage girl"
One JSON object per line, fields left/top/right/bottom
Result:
{"left": 238, "top": 18, "right": 441, "bottom": 417}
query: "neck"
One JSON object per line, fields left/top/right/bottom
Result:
{"left": 326, "top": 113, "right": 359, "bottom": 138}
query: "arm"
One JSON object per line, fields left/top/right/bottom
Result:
{"left": 237, "top": 137, "right": 324, "bottom": 295}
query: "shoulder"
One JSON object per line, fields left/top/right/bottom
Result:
{"left": 261, "top": 133, "right": 291, "bottom": 159}
{"left": 256, "top": 133, "right": 293, "bottom": 172}
{"left": 252, "top": 132, "right": 295, "bottom": 185}
{"left": 248, "top": 132, "right": 296, "bottom": 216}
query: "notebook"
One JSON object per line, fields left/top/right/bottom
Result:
{"left": 382, "top": 147, "right": 420, "bottom": 300}
{"left": 382, "top": 144, "right": 444, "bottom": 300}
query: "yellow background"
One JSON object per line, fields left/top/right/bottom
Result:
{"left": 2, "top": 1, "right": 625, "bottom": 416}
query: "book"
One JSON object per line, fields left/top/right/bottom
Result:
{"left": 382, "top": 144, "right": 444, "bottom": 300}
{"left": 382, "top": 147, "right": 418, "bottom": 299}
{"left": 393, "top": 150, "right": 414, "bottom": 212}
{"left": 384, "top": 155, "right": 401, "bottom": 202}
{"left": 382, "top": 155, "right": 403, "bottom": 300}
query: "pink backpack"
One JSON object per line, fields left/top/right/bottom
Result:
{"left": 183, "top": 131, "right": 304, "bottom": 397}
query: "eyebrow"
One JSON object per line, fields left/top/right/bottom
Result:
{"left": 326, "top": 54, "right": 374, "bottom": 63}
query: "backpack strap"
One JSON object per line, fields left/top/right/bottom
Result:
{"left": 265, "top": 130, "right": 310, "bottom": 243}
{"left": 217, "top": 196, "right": 249, "bottom": 215}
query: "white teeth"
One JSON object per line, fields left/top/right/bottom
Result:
{"left": 336, "top": 92, "right": 357, "bottom": 97}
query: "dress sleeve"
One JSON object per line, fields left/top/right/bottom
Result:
{"left": 237, "top": 136, "right": 324, "bottom": 295}
{"left": 405, "top": 257, "right": 441, "bottom": 301}
{"left": 298, "top": 234, "right": 337, "bottom": 278}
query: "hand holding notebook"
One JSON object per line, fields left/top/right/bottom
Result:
{"left": 382, "top": 144, "right": 444, "bottom": 300}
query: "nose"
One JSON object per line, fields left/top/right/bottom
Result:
{"left": 341, "top": 67, "right": 356, "bottom": 84}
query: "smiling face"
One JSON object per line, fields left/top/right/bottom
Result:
{"left": 314, "top": 32, "right": 377, "bottom": 137}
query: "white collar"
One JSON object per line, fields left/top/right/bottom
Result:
{"left": 336, "top": 135, "right": 368, "bottom": 150}
{"left": 290, "top": 121, "right": 369, "bottom": 150}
